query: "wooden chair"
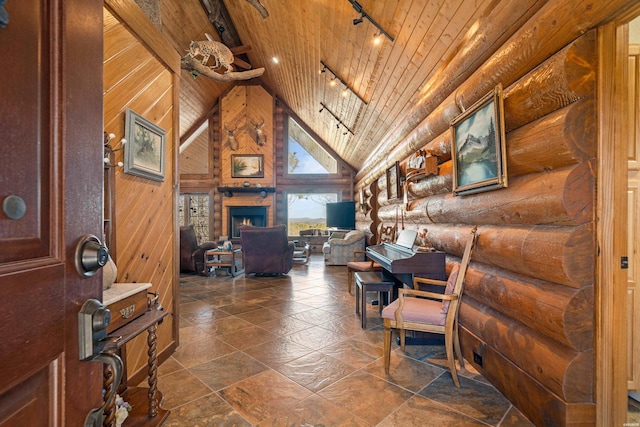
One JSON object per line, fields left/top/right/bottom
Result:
{"left": 381, "top": 226, "right": 477, "bottom": 387}
{"left": 346, "top": 250, "right": 382, "bottom": 294}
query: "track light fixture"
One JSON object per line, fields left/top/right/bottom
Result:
{"left": 319, "top": 102, "right": 355, "bottom": 136}
{"left": 319, "top": 60, "right": 368, "bottom": 105}
{"left": 319, "top": 107, "right": 324, "bottom": 113}
{"left": 348, "top": 0, "right": 394, "bottom": 42}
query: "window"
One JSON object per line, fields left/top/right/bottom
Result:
{"left": 287, "top": 118, "right": 337, "bottom": 174}
{"left": 287, "top": 193, "right": 338, "bottom": 235}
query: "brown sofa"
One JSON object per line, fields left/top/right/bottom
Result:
{"left": 179, "top": 225, "right": 218, "bottom": 274}
{"left": 240, "top": 224, "right": 295, "bottom": 275}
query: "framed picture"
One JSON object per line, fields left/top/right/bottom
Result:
{"left": 124, "top": 109, "right": 166, "bottom": 182}
{"left": 358, "top": 187, "right": 366, "bottom": 213}
{"left": 386, "top": 161, "right": 401, "bottom": 200}
{"left": 451, "top": 84, "right": 507, "bottom": 195}
{"left": 231, "top": 154, "right": 264, "bottom": 178}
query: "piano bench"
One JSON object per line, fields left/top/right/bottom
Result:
{"left": 354, "top": 271, "right": 395, "bottom": 329}
{"left": 347, "top": 261, "right": 382, "bottom": 294}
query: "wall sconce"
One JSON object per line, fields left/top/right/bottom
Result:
{"left": 103, "top": 132, "right": 126, "bottom": 169}
{"left": 319, "top": 60, "right": 368, "bottom": 105}
{"left": 349, "top": 0, "right": 394, "bottom": 42}
{"left": 319, "top": 102, "right": 355, "bottom": 136}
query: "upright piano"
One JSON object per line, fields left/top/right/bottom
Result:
{"left": 366, "top": 230, "right": 446, "bottom": 287}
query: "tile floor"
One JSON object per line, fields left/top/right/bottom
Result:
{"left": 154, "top": 254, "right": 536, "bottom": 426}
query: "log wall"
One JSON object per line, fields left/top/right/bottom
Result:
{"left": 103, "top": 2, "right": 180, "bottom": 382}
{"left": 355, "top": 14, "right": 603, "bottom": 426}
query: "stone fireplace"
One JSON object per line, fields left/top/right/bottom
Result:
{"left": 228, "top": 206, "right": 267, "bottom": 239}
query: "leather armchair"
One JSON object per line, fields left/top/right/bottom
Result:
{"left": 240, "top": 224, "right": 295, "bottom": 275}
{"left": 179, "top": 225, "right": 218, "bottom": 274}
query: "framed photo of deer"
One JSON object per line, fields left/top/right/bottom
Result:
{"left": 231, "top": 154, "right": 264, "bottom": 178}
{"left": 450, "top": 84, "right": 507, "bottom": 196}
{"left": 124, "top": 108, "right": 166, "bottom": 182}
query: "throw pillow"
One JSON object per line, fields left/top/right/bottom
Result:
{"left": 441, "top": 264, "right": 460, "bottom": 314}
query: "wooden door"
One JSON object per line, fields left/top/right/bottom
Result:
{"left": 0, "top": 0, "right": 105, "bottom": 425}
{"left": 628, "top": 44, "right": 640, "bottom": 392}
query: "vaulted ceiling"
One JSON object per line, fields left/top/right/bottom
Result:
{"left": 163, "top": 0, "right": 547, "bottom": 173}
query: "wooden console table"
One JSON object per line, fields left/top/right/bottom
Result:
{"left": 102, "top": 308, "right": 169, "bottom": 427}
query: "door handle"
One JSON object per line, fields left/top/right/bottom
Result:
{"left": 83, "top": 352, "right": 123, "bottom": 427}
{"left": 78, "top": 299, "right": 124, "bottom": 427}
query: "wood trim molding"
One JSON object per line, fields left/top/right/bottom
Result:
{"left": 104, "top": 0, "right": 181, "bottom": 74}
{"left": 596, "top": 17, "right": 633, "bottom": 427}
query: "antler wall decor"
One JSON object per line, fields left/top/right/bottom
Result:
{"left": 250, "top": 117, "right": 267, "bottom": 146}
{"left": 224, "top": 123, "right": 239, "bottom": 151}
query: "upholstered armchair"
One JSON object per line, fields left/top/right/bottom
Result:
{"left": 322, "top": 230, "right": 366, "bottom": 265}
{"left": 240, "top": 224, "right": 295, "bottom": 275}
{"left": 179, "top": 224, "right": 219, "bottom": 274}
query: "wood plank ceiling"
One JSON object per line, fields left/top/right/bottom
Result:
{"left": 164, "top": 0, "right": 525, "bottom": 171}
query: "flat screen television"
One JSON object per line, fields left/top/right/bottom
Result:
{"left": 325, "top": 201, "right": 356, "bottom": 230}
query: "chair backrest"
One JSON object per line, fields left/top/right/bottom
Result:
{"left": 180, "top": 224, "right": 198, "bottom": 252}
{"left": 239, "top": 224, "right": 289, "bottom": 255}
{"left": 446, "top": 226, "right": 477, "bottom": 316}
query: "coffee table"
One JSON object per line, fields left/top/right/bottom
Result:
{"left": 203, "top": 248, "right": 244, "bottom": 276}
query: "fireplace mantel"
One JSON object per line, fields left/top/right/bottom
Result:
{"left": 218, "top": 187, "right": 275, "bottom": 197}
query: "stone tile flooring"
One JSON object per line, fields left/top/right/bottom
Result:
{"left": 155, "top": 254, "right": 536, "bottom": 426}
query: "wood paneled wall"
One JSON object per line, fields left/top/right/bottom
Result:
{"left": 355, "top": 23, "right": 599, "bottom": 427}
{"left": 103, "top": 2, "right": 180, "bottom": 381}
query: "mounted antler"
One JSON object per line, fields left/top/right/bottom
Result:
{"left": 224, "top": 123, "right": 239, "bottom": 151}
{"left": 250, "top": 118, "right": 267, "bottom": 146}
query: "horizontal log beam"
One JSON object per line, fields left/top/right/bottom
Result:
{"left": 503, "top": 32, "right": 596, "bottom": 132}
{"left": 374, "top": 223, "right": 594, "bottom": 290}
{"left": 460, "top": 297, "right": 593, "bottom": 403}
{"left": 506, "top": 98, "right": 596, "bottom": 176}
{"left": 425, "top": 223, "right": 594, "bottom": 288}
{"left": 424, "top": 163, "right": 593, "bottom": 226}
{"left": 460, "top": 327, "right": 595, "bottom": 426}
{"left": 462, "top": 261, "right": 593, "bottom": 350}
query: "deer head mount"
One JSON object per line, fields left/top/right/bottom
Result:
{"left": 250, "top": 117, "right": 267, "bottom": 146}
{"left": 224, "top": 122, "right": 239, "bottom": 151}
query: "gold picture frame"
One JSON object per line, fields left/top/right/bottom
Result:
{"left": 450, "top": 84, "right": 507, "bottom": 195}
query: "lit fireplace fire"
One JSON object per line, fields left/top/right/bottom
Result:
{"left": 241, "top": 218, "right": 252, "bottom": 226}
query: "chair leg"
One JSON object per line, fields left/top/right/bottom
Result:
{"left": 445, "top": 331, "right": 460, "bottom": 387}
{"left": 453, "top": 321, "right": 464, "bottom": 368}
{"left": 384, "top": 323, "right": 392, "bottom": 374}
{"left": 399, "top": 328, "right": 406, "bottom": 350}
{"left": 361, "top": 286, "right": 367, "bottom": 328}
{"left": 347, "top": 267, "right": 353, "bottom": 294}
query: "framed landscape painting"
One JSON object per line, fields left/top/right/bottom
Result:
{"left": 124, "top": 109, "right": 166, "bottom": 182}
{"left": 232, "top": 154, "right": 264, "bottom": 178}
{"left": 386, "top": 161, "right": 401, "bottom": 201}
{"left": 450, "top": 84, "right": 507, "bottom": 196}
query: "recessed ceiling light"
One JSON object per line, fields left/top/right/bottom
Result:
{"left": 272, "top": 57, "right": 279, "bottom": 64}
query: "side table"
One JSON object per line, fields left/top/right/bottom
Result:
{"left": 203, "top": 248, "right": 244, "bottom": 276}
{"left": 102, "top": 308, "right": 169, "bottom": 427}
{"left": 292, "top": 242, "right": 310, "bottom": 264}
